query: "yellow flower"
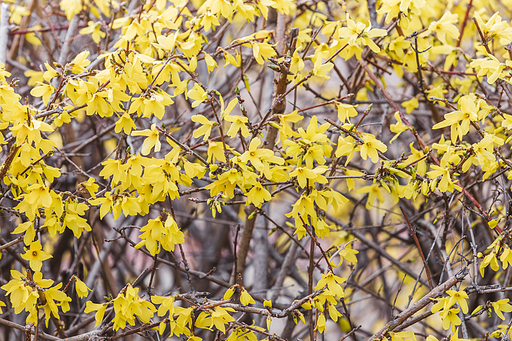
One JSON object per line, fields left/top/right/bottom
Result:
{"left": 41, "top": 62, "right": 59, "bottom": 83}
{"left": 446, "top": 289, "right": 469, "bottom": 314}
{"left": 402, "top": 97, "right": 419, "bottom": 114}
{"left": 389, "top": 331, "right": 416, "bottom": 341}
{"left": 208, "top": 0, "right": 233, "bottom": 19}
{"left": 114, "top": 112, "right": 137, "bottom": 135}
{"left": 9, "top": 120, "right": 53, "bottom": 146}
{"left": 223, "top": 51, "right": 241, "bottom": 67}
{"left": 207, "top": 141, "right": 226, "bottom": 163}
{"left": 426, "top": 11, "right": 459, "bottom": 44}
{"left": 314, "top": 271, "right": 345, "bottom": 298}
{"left": 473, "top": 12, "right": 512, "bottom": 45}
{"left": 377, "top": 0, "right": 425, "bottom": 27}
{"left": 74, "top": 276, "right": 91, "bottom": 299}
{"left": 336, "top": 103, "right": 358, "bottom": 123}
{"left": 43, "top": 282, "right": 72, "bottom": 326}
{"left": 440, "top": 307, "right": 461, "bottom": 331}
{"left": 356, "top": 184, "right": 385, "bottom": 209}
{"left": 24, "top": 69, "right": 44, "bottom": 86}
{"left": 312, "top": 57, "right": 333, "bottom": 80}
{"left": 500, "top": 246, "right": 512, "bottom": 269}
{"left": 433, "top": 96, "right": 478, "bottom": 143}
{"left": 79, "top": 177, "right": 99, "bottom": 198}
{"left": 316, "top": 313, "right": 326, "bottom": 333}
{"left": 502, "top": 114, "right": 512, "bottom": 130}
{"left": 188, "top": 83, "right": 208, "bottom": 108}
{"left": 278, "top": 110, "right": 303, "bottom": 140}
{"left": 85, "top": 301, "right": 108, "bottom": 327}
{"left": 68, "top": 51, "right": 91, "bottom": 74}
{"left": 225, "top": 114, "right": 250, "bottom": 138}
{"left": 336, "top": 135, "right": 359, "bottom": 165}
{"left": 111, "top": 284, "right": 156, "bottom": 330}
{"left": 21, "top": 240, "right": 52, "bottom": 272}
{"left": 60, "top": 0, "right": 82, "bottom": 20}
{"left": 289, "top": 51, "right": 304, "bottom": 75}
{"left": 223, "top": 286, "right": 236, "bottom": 300}
{"left": 492, "top": 299, "right": 512, "bottom": 320}
{"left": 390, "top": 111, "right": 408, "bottom": 143}
{"left": 403, "top": 143, "right": 427, "bottom": 176}
{"left": 79, "top": 21, "right": 106, "bottom": 44}
{"left": 480, "top": 251, "right": 499, "bottom": 276}
{"left": 450, "top": 328, "right": 470, "bottom": 341}
{"left": 240, "top": 288, "right": 255, "bottom": 306}
{"left": 290, "top": 166, "right": 328, "bottom": 188}
{"left": 135, "top": 216, "right": 184, "bottom": 256}
{"left": 191, "top": 114, "right": 216, "bottom": 140}
{"left": 132, "top": 124, "right": 161, "bottom": 155}
{"left": 143, "top": 92, "right": 170, "bottom": 119}
{"left": 210, "top": 306, "right": 235, "bottom": 333}
{"left": 337, "top": 13, "right": 387, "bottom": 58}
{"left": 339, "top": 247, "right": 359, "bottom": 265}
{"left": 204, "top": 53, "right": 217, "bottom": 72}
{"left": 246, "top": 183, "right": 271, "bottom": 208}
{"left": 1, "top": 270, "right": 38, "bottom": 315}
{"left": 360, "top": 134, "right": 387, "bottom": 163}
{"left": 201, "top": 12, "right": 220, "bottom": 32}
{"left": 427, "top": 165, "right": 461, "bottom": 193}
{"left": 252, "top": 42, "right": 276, "bottom": 64}
{"left": 90, "top": 192, "right": 115, "bottom": 219}
{"left": 240, "top": 137, "right": 284, "bottom": 172}
{"left": 153, "top": 33, "right": 177, "bottom": 51}
{"left": 11, "top": 221, "right": 36, "bottom": 245}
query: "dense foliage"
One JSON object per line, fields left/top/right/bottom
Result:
{"left": 2, "top": 0, "right": 512, "bottom": 340}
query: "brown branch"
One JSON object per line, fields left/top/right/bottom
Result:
{"left": 456, "top": 0, "right": 473, "bottom": 48}
{"left": 367, "top": 267, "right": 469, "bottom": 341}
{"left": 0, "top": 317, "right": 60, "bottom": 341}
{"left": 400, "top": 206, "right": 434, "bottom": 289}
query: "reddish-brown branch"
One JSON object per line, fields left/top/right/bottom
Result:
{"left": 400, "top": 206, "right": 434, "bottom": 289}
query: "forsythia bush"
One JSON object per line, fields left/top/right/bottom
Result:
{"left": 1, "top": 0, "right": 512, "bottom": 340}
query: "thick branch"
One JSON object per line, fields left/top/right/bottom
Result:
{"left": 367, "top": 267, "right": 469, "bottom": 341}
